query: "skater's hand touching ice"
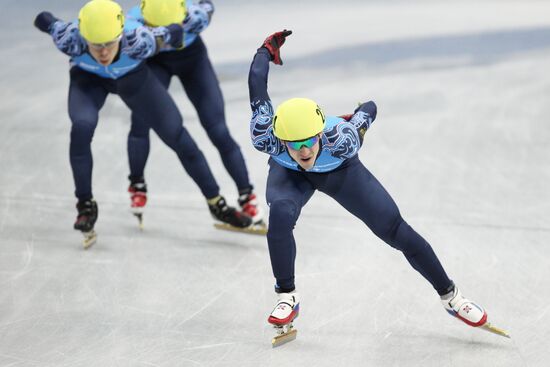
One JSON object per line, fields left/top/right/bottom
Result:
{"left": 261, "top": 29, "right": 292, "bottom": 65}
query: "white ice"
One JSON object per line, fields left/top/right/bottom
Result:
{"left": 1, "top": 0, "right": 549, "bottom": 366}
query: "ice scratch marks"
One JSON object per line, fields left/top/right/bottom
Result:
{"left": 0, "top": 195, "right": 10, "bottom": 233}
{"left": 9, "top": 236, "right": 35, "bottom": 282}
{"left": 0, "top": 352, "right": 41, "bottom": 367}
{"left": 176, "top": 290, "right": 225, "bottom": 328}
{"left": 180, "top": 342, "right": 236, "bottom": 351}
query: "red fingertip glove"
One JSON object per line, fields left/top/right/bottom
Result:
{"left": 262, "top": 29, "right": 292, "bottom": 65}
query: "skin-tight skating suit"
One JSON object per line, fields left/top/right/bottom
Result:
{"left": 248, "top": 47, "right": 454, "bottom": 295}
{"left": 126, "top": 0, "right": 252, "bottom": 192}
{"left": 40, "top": 16, "right": 220, "bottom": 200}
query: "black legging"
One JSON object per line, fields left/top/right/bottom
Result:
{"left": 265, "top": 156, "right": 453, "bottom": 295}
{"left": 68, "top": 64, "right": 219, "bottom": 200}
{"left": 128, "top": 37, "right": 251, "bottom": 192}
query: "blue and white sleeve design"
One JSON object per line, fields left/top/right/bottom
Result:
{"left": 250, "top": 100, "right": 284, "bottom": 155}
{"left": 183, "top": 0, "right": 214, "bottom": 34}
{"left": 51, "top": 21, "right": 86, "bottom": 57}
{"left": 248, "top": 48, "right": 284, "bottom": 156}
{"left": 322, "top": 121, "right": 361, "bottom": 160}
{"left": 121, "top": 26, "right": 157, "bottom": 59}
{"left": 349, "top": 111, "right": 374, "bottom": 145}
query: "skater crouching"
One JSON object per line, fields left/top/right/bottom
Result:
{"left": 124, "top": 0, "right": 266, "bottom": 231}
{"left": 247, "top": 30, "right": 509, "bottom": 346}
{"left": 34, "top": 0, "right": 252, "bottom": 248}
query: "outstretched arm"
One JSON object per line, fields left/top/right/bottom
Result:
{"left": 249, "top": 48, "right": 282, "bottom": 155}
{"left": 34, "top": 12, "right": 87, "bottom": 57}
{"left": 122, "top": 23, "right": 183, "bottom": 59}
{"left": 350, "top": 101, "right": 377, "bottom": 145}
{"left": 248, "top": 30, "right": 292, "bottom": 155}
{"left": 322, "top": 101, "right": 377, "bottom": 160}
{"left": 184, "top": 0, "right": 215, "bottom": 34}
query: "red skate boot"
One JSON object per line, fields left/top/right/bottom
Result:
{"left": 128, "top": 177, "right": 147, "bottom": 229}
{"left": 238, "top": 187, "right": 267, "bottom": 235}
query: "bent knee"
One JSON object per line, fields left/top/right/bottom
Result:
{"left": 268, "top": 199, "right": 299, "bottom": 234}
{"left": 372, "top": 213, "right": 405, "bottom": 247}
{"left": 207, "top": 125, "right": 236, "bottom": 151}
{"left": 70, "top": 121, "right": 96, "bottom": 143}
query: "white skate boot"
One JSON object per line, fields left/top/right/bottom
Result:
{"left": 441, "top": 286, "right": 510, "bottom": 338}
{"left": 268, "top": 292, "right": 300, "bottom": 347}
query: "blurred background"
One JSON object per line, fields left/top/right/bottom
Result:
{"left": 1, "top": 0, "right": 549, "bottom": 366}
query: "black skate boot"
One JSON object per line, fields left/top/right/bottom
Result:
{"left": 208, "top": 195, "right": 252, "bottom": 230}
{"left": 74, "top": 199, "right": 98, "bottom": 249}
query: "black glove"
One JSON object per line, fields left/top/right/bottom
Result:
{"left": 261, "top": 29, "right": 292, "bottom": 65}
{"left": 355, "top": 101, "right": 377, "bottom": 120}
{"left": 166, "top": 23, "right": 184, "bottom": 49}
{"left": 34, "top": 11, "right": 60, "bottom": 33}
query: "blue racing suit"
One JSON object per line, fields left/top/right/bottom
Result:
{"left": 126, "top": 0, "right": 252, "bottom": 193}
{"left": 249, "top": 47, "right": 453, "bottom": 294}
{"left": 38, "top": 15, "right": 220, "bottom": 201}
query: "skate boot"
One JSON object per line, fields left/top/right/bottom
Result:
{"left": 74, "top": 199, "right": 98, "bottom": 249}
{"left": 441, "top": 285, "right": 510, "bottom": 338}
{"left": 268, "top": 291, "right": 300, "bottom": 347}
{"left": 208, "top": 195, "right": 252, "bottom": 232}
{"left": 128, "top": 176, "right": 147, "bottom": 229}
{"left": 238, "top": 186, "right": 267, "bottom": 235}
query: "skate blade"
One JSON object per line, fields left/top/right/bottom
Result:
{"left": 271, "top": 328, "right": 297, "bottom": 348}
{"left": 213, "top": 223, "right": 267, "bottom": 236}
{"left": 133, "top": 213, "right": 144, "bottom": 230}
{"left": 480, "top": 322, "right": 511, "bottom": 338}
{"left": 82, "top": 230, "right": 97, "bottom": 249}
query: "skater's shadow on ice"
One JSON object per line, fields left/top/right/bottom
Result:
{"left": 218, "top": 26, "right": 550, "bottom": 75}
{"left": 384, "top": 331, "right": 511, "bottom": 350}
{"left": 131, "top": 226, "right": 255, "bottom": 251}
{"left": 293, "top": 26, "right": 550, "bottom": 69}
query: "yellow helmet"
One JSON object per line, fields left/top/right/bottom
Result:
{"left": 273, "top": 98, "right": 325, "bottom": 141}
{"left": 79, "top": 0, "right": 124, "bottom": 44}
{"left": 141, "top": 0, "right": 187, "bottom": 27}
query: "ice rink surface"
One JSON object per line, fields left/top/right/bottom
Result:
{"left": 1, "top": 0, "right": 550, "bottom": 366}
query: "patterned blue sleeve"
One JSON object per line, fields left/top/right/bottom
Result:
{"left": 322, "top": 100, "right": 378, "bottom": 159}
{"left": 351, "top": 101, "right": 377, "bottom": 145}
{"left": 50, "top": 21, "right": 86, "bottom": 57}
{"left": 250, "top": 100, "right": 284, "bottom": 155}
{"left": 183, "top": 0, "right": 213, "bottom": 34}
{"left": 350, "top": 111, "right": 374, "bottom": 145}
{"left": 248, "top": 48, "right": 285, "bottom": 156}
{"left": 121, "top": 26, "right": 158, "bottom": 59}
{"left": 322, "top": 102, "right": 377, "bottom": 158}
{"left": 322, "top": 120, "right": 362, "bottom": 160}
